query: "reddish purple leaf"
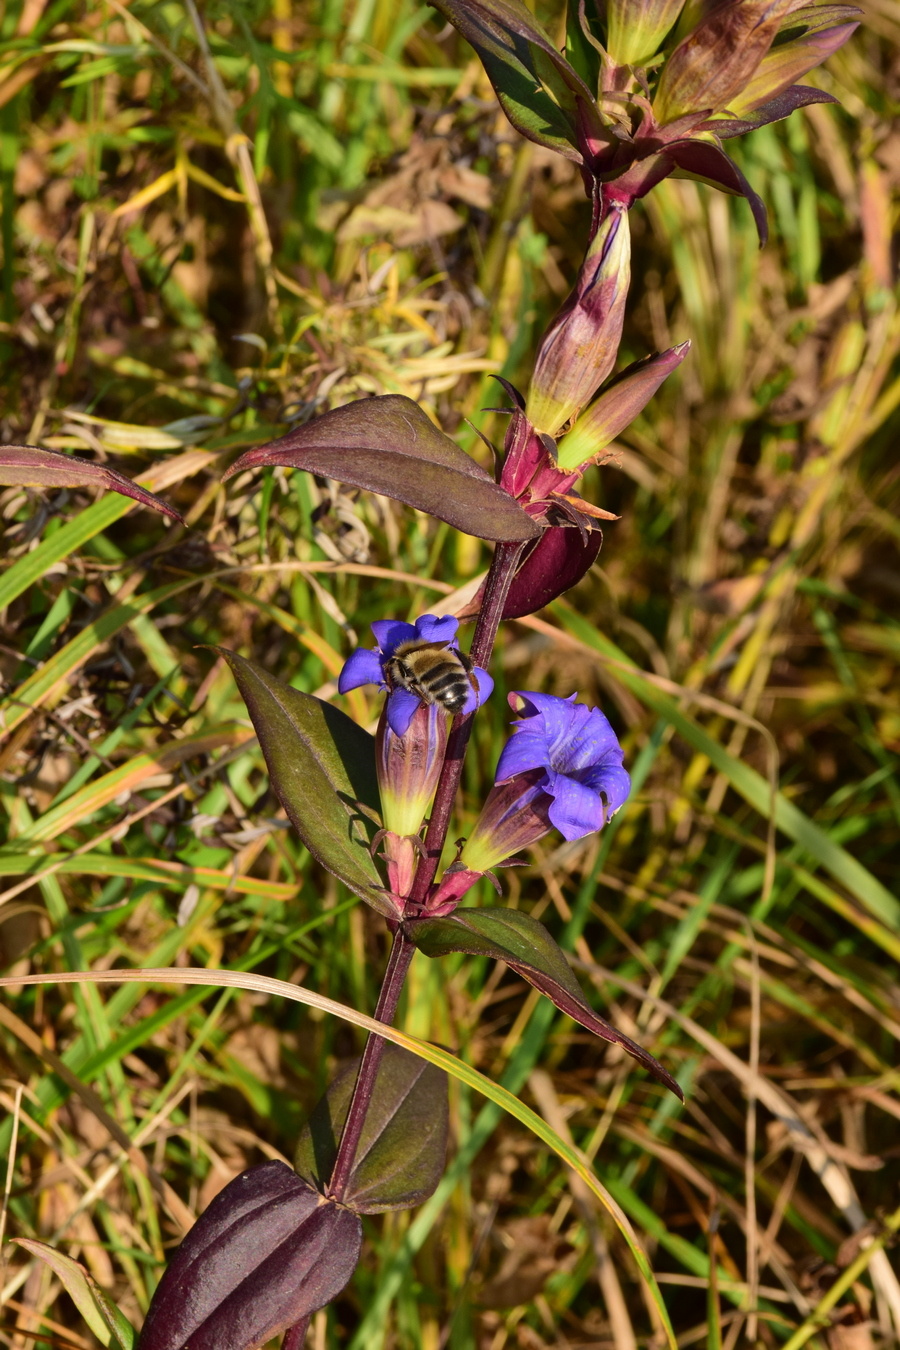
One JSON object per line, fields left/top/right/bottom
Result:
{"left": 428, "top": 0, "right": 606, "bottom": 161}
{"left": 0, "top": 445, "right": 184, "bottom": 522}
{"left": 666, "top": 140, "right": 769, "bottom": 245}
{"left": 698, "top": 84, "right": 839, "bottom": 138}
{"left": 223, "top": 396, "right": 541, "bottom": 543}
{"left": 295, "top": 1043, "right": 448, "bottom": 1213}
{"left": 138, "top": 1161, "right": 361, "bottom": 1350}
{"left": 405, "top": 908, "right": 683, "bottom": 1099}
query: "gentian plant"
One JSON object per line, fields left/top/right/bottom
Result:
{"left": 0, "top": 1, "right": 857, "bottom": 1346}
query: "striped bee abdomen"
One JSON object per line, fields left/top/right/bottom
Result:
{"left": 386, "top": 640, "right": 476, "bottom": 715}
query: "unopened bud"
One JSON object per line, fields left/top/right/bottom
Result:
{"left": 525, "top": 207, "right": 631, "bottom": 437}
{"left": 555, "top": 342, "right": 690, "bottom": 471}
{"left": 605, "top": 0, "right": 686, "bottom": 66}
{"left": 653, "top": 0, "right": 794, "bottom": 122}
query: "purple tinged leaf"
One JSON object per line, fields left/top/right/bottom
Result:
{"left": 0, "top": 445, "right": 184, "bottom": 523}
{"left": 427, "top": 0, "right": 608, "bottom": 161}
{"left": 137, "top": 1161, "right": 361, "bottom": 1350}
{"left": 696, "top": 82, "right": 838, "bottom": 136}
{"left": 223, "top": 395, "right": 541, "bottom": 543}
{"left": 555, "top": 342, "right": 691, "bottom": 472}
{"left": 295, "top": 1043, "right": 449, "bottom": 1213}
{"left": 210, "top": 648, "right": 393, "bottom": 918}
{"left": 653, "top": 0, "right": 795, "bottom": 121}
{"left": 726, "top": 19, "right": 859, "bottom": 113}
{"left": 778, "top": 1, "right": 862, "bottom": 31}
{"left": 667, "top": 139, "right": 769, "bottom": 244}
{"left": 405, "top": 908, "right": 683, "bottom": 1099}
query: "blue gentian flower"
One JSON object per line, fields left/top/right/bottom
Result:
{"left": 460, "top": 691, "right": 630, "bottom": 873}
{"left": 496, "top": 691, "right": 631, "bottom": 838}
{"left": 338, "top": 613, "right": 493, "bottom": 737}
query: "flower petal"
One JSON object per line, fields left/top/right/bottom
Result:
{"left": 415, "top": 614, "right": 460, "bottom": 645}
{"left": 495, "top": 728, "right": 552, "bottom": 780}
{"left": 545, "top": 770, "right": 606, "bottom": 840}
{"left": 583, "top": 761, "right": 632, "bottom": 815}
{"left": 386, "top": 688, "right": 422, "bottom": 737}
{"left": 461, "top": 666, "right": 494, "bottom": 715}
{"left": 371, "top": 619, "right": 416, "bottom": 654}
{"left": 554, "top": 706, "right": 623, "bottom": 773}
{"left": 338, "top": 648, "right": 384, "bottom": 693}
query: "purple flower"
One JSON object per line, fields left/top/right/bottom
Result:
{"left": 460, "top": 692, "right": 630, "bottom": 873}
{"left": 338, "top": 613, "right": 493, "bottom": 737}
{"left": 498, "top": 692, "right": 631, "bottom": 837}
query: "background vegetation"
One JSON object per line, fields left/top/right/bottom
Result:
{"left": 0, "top": 0, "right": 898, "bottom": 1346}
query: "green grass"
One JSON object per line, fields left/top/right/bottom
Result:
{"left": 1, "top": 1, "right": 899, "bottom": 1348}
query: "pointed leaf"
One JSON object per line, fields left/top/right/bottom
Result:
{"left": 137, "top": 1161, "right": 361, "bottom": 1350}
{"left": 428, "top": 0, "right": 603, "bottom": 160}
{"left": 295, "top": 1043, "right": 449, "bottom": 1212}
{"left": 699, "top": 83, "right": 838, "bottom": 137}
{"left": 0, "top": 445, "right": 184, "bottom": 522}
{"left": 14, "top": 1240, "right": 136, "bottom": 1348}
{"left": 405, "top": 908, "right": 682, "bottom": 1098}
{"left": 223, "top": 396, "right": 541, "bottom": 543}
{"left": 667, "top": 139, "right": 769, "bottom": 245}
{"left": 728, "top": 20, "right": 859, "bottom": 114}
{"left": 211, "top": 648, "right": 392, "bottom": 917}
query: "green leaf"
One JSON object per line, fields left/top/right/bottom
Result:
{"left": 13, "top": 1240, "right": 136, "bottom": 1348}
{"left": 405, "top": 908, "right": 682, "bottom": 1098}
{"left": 222, "top": 394, "right": 541, "bottom": 543}
{"left": 295, "top": 1043, "right": 448, "bottom": 1212}
{"left": 211, "top": 648, "right": 392, "bottom": 917}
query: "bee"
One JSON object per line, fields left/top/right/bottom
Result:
{"left": 385, "top": 639, "right": 477, "bottom": 716}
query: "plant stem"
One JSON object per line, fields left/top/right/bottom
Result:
{"left": 283, "top": 1314, "right": 311, "bottom": 1350}
{"left": 405, "top": 538, "right": 527, "bottom": 910}
{"left": 326, "top": 927, "right": 416, "bottom": 1201}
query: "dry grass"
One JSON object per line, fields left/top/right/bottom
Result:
{"left": 0, "top": 1, "right": 899, "bottom": 1348}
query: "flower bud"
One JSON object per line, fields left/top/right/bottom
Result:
{"left": 376, "top": 701, "right": 448, "bottom": 838}
{"left": 605, "top": 0, "right": 686, "bottom": 66}
{"left": 727, "top": 16, "right": 860, "bottom": 115}
{"left": 653, "top": 0, "right": 794, "bottom": 122}
{"left": 525, "top": 207, "right": 631, "bottom": 437}
{"left": 555, "top": 341, "right": 690, "bottom": 471}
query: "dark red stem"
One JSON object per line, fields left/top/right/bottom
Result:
{"left": 283, "top": 1315, "right": 311, "bottom": 1350}
{"left": 325, "top": 927, "right": 416, "bottom": 1201}
{"left": 405, "top": 539, "right": 526, "bottom": 911}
